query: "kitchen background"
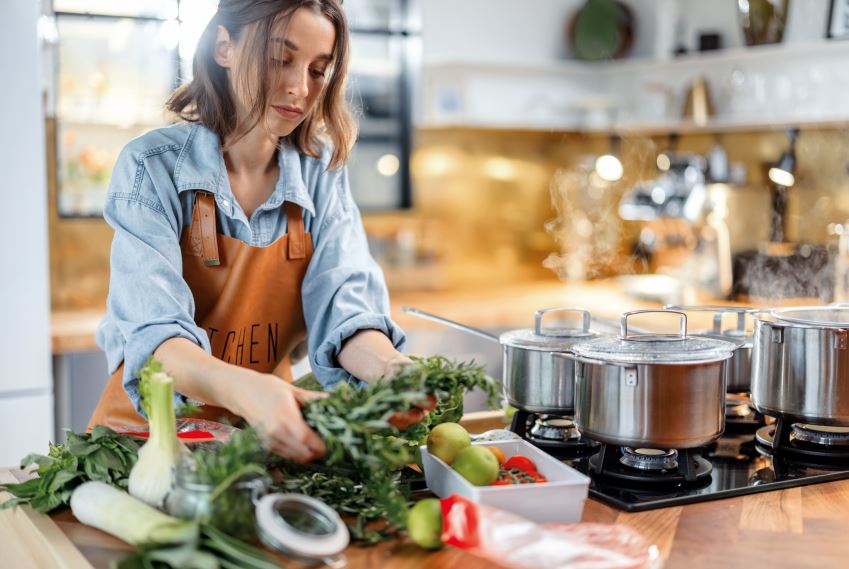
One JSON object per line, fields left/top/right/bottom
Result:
{"left": 3, "top": 0, "right": 849, "bottom": 464}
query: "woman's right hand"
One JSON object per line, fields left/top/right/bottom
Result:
{"left": 234, "top": 372, "right": 327, "bottom": 463}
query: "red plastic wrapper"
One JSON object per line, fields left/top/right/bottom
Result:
{"left": 440, "top": 495, "right": 662, "bottom": 569}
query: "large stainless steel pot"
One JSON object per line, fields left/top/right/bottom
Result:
{"left": 752, "top": 306, "right": 849, "bottom": 425}
{"left": 401, "top": 306, "right": 610, "bottom": 414}
{"left": 666, "top": 305, "right": 754, "bottom": 392}
{"left": 558, "top": 310, "right": 737, "bottom": 449}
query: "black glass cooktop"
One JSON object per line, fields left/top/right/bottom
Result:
{"left": 561, "top": 431, "right": 849, "bottom": 513}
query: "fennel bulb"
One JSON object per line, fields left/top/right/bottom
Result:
{"left": 128, "top": 364, "right": 188, "bottom": 508}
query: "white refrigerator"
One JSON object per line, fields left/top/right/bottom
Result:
{"left": 0, "top": 0, "right": 55, "bottom": 467}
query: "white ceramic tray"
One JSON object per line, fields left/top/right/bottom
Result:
{"left": 421, "top": 438, "right": 590, "bottom": 523}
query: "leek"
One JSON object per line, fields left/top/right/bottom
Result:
{"left": 128, "top": 360, "right": 188, "bottom": 507}
{"left": 70, "top": 481, "right": 198, "bottom": 546}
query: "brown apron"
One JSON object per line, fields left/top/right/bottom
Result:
{"left": 88, "top": 191, "right": 313, "bottom": 430}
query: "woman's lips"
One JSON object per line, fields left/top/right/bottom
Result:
{"left": 272, "top": 105, "right": 303, "bottom": 120}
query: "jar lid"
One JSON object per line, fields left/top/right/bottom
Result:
{"left": 499, "top": 307, "right": 599, "bottom": 351}
{"left": 570, "top": 310, "right": 738, "bottom": 364}
{"left": 256, "top": 493, "right": 349, "bottom": 566}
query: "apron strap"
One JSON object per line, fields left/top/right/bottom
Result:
{"left": 190, "top": 191, "right": 220, "bottom": 266}
{"left": 285, "top": 202, "right": 306, "bottom": 260}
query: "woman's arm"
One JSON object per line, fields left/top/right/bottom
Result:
{"left": 337, "top": 329, "right": 411, "bottom": 381}
{"left": 154, "top": 337, "right": 326, "bottom": 462}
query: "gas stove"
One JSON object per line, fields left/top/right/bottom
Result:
{"left": 509, "top": 409, "right": 599, "bottom": 459}
{"left": 510, "top": 411, "right": 849, "bottom": 512}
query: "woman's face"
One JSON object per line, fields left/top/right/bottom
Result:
{"left": 227, "top": 7, "right": 336, "bottom": 137}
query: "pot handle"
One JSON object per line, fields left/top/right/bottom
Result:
{"left": 535, "top": 307, "right": 591, "bottom": 337}
{"left": 621, "top": 309, "right": 687, "bottom": 339}
{"left": 663, "top": 304, "right": 753, "bottom": 334}
{"left": 400, "top": 307, "right": 500, "bottom": 343}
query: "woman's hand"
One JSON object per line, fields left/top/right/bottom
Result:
{"left": 382, "top": 355, "right": 438, "bottom": 430}
{"left": 233, "top": 373, "right": 327, "bottom": 463}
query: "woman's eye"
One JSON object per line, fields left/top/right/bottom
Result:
{"left": 310, "top": 68, "right": 326, "bottom": 79}
{"left": 271, "top": 58, "right": 290, "bottom": 67}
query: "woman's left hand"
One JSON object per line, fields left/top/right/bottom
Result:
{"left": 382, "top": 355, "right": 438, "bottom": 429}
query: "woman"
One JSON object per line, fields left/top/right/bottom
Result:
{"left": 89, "top": 0, "right": 429, "bottom": 463}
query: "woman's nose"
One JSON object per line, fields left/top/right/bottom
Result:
{"left": 286, "top": 67, "right": 309, "bottom": 99}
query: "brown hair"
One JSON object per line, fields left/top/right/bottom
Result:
{"left": 167, "top": 0, "right": 356, "bottom": 169}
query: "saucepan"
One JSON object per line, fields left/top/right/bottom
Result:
{"left": 555, "top": 310, "right": 739, "bottom": 449}
{"left": 665, "top": 305, "right": 754, "bottom": 393}
{"left": 401, "top": 306, "right": 612, "bottom": 415}
{"left": 752, "top": 306, "right": 849, "bottom": 425}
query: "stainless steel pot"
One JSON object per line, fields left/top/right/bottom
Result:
{"left": 665, "top": 305, "right": 754, "bottom": 392}
{"left": 558, "top": 310, "right": 737, "bottom": 449}
{"left": 401, "top": 306, "right": 609, "bottom": 414}
{"left": 752, "top": 306, "right": 849, "bottom": 426}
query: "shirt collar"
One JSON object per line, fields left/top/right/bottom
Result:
{"left": 173, "top": 124, "right": 316, "bottom": 217}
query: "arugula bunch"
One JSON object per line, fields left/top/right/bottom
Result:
{"left": 0, "top": 426, "right": 141, "bottom": 513}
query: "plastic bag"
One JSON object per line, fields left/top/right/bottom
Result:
{"left": 441, "top": 495, "right": 662, "bottom": 569}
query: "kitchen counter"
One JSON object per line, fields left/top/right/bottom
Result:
{"left": 3, "top": 412, "right": 849, "bottom": 568}
{"left": 3, "top": 466, "right": 849, "bottom": 569}
{"left": 53, "top": 278, "right": 753, "bottom": 354}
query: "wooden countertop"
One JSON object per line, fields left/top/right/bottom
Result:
{"left": 4, "top": 411, "right": 849, "bottom": 568}
{"left": 4, "top": 467, "right": 849, "bottom": 568}
{"left": 51, "top": 278, "right": 743, "bottom": 354}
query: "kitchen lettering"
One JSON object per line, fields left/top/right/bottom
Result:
{"left": 206, "top": 322, "right": 283, "bottom": 365}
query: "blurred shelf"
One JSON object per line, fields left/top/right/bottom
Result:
{"left": 419, "top": 40, "right": 849, "bottom": 135}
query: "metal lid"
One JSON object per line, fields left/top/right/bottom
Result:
{"left": 665, "top": 305, "right": 754, "bottom": 340}
{"left": 570, "top": 310, "right": 738, "bottom": 364}
{"left": 256, "top": 493, "right": 349, "bottom": 567}
{"left": 770, "top": 306, "right": 849, "bottom": 328}
{"left": 499, "top": 308, "right": 599, "bottom": 351}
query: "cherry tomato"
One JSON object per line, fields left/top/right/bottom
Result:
{"left": 504, "top": 455, "right": 537, "bottom": 473}
{"left": 491, "top": 479, "right": 511, "bottom": 486}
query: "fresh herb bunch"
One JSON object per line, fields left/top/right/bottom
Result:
{"left": 275, "top": 465, "right": 411, "bottom": 544}
{"left": 0, "top": 426, "right": 141, "bottom": 513}
{"left": 281, "top": 355, "right": 499, "bottom": 541}
{"left": 179, "top": 428, "right": 270, "bottom": 540}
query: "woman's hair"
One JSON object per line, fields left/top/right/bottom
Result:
{"left": 167, "top": 0, "right": 356, "bottom": 169}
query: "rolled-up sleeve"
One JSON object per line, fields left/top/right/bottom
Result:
{"left": 97, "top": 147, "right": 209, "bottom": 415}
{"left": 302, "top": 167, "right": 405, "bottom": 388}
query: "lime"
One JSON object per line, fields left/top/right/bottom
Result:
{"left": 452, "top": 445, "right": 500, "bottom": 486}
{"left": 426, "top": 423, "right": 471, "bottom": 465}
{"left": 407, "top": 498, "right": 443, "bottom": 550}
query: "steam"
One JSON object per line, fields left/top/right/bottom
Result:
{"left": 543, "top": 157, "right": 630, "bottom": 280}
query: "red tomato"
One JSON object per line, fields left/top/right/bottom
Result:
{"left": 504, "top": 455, "right": 537, "bottom": 473}
{"left": 491, "top": 479, "right": 512, "bottom": 486}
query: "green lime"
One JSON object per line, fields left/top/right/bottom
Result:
{"left": 426, "top": 422, "right": 471, "bottom": 465}
{"left": 407, "top": 498, "right": 443, "bottom": 550}
{"left": 452, "top": 445, "right": 500, "bottom": 486}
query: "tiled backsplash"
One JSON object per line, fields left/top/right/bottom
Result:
{"left": 49, "top": 124, "right": 849, "bottom": 309}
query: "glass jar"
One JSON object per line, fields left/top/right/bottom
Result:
{"left": 166, "top": 459, "right": 269, "bottom": 540}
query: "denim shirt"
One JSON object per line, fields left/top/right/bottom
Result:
{"left": 95, "top": 123, "right": 405, "bottom": 414}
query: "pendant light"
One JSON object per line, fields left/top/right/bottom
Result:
{"left": 595, "top": 134, "right": 623, "bottom": 182}
{"left": 768, "top": 128, "right": 799, "bottom": 188}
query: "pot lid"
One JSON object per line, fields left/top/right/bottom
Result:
{"left": 500, "top": 307, "right": 600, "bottom": 350}
{"left": 571, "top": 310, "right": 738, "bottom": 364}
{"left": 770, "top": 306, "right": 849, "bottom": 328}
{"left": 665, "top": 304, "right": 754, "bottom": 339}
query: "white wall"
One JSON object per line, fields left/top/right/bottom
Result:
{"left": 422, "top": 0, "right": 835, "bottom": 65}
{"left": 0, "top": 1, "right": 54, "bottom": 465}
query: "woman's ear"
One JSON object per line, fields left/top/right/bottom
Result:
{"left": 213, "top": 25, "right": 234, "bottom": 68}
